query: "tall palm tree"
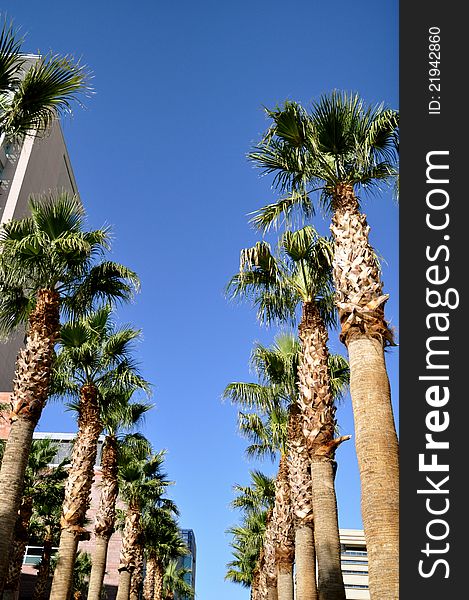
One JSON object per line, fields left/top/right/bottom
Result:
{"left": 228, "top": 227, "right": 350, "bottom": 600}
{"left": 247, "top": 93, "right": 399, "bottom": 598}
{"left": 116, "top": 450, "right": 173, "bottom": 600}
{"left": 0, "top": 192, "right": 139, "bottom": 590}
{"left": 226, "top": 335, "right": 316, "bottom": 600}
{"left": 0, "top": 18, "right": 90, "bottom": 146}
{"left": 87, "top": 398, "right": 153, "bottom": 600}
{"left": 50, "top": 306, "right": 150, "bottom": 600}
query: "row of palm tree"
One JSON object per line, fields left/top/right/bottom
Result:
{"left": 225, "top": 331, "right": 349, "bottom": 600}
{"left": 225, "top": 92, "right": 399, "bottom": 599}
{"left": 0, "top": 180, "right": 199, "bottom": 599}
{"left": 0, "top": 21, "right": 195, "bottom": 599}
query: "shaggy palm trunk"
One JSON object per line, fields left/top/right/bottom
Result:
{"left": 130, "top": 543, "right": 144, "bottom": 600}
{"left": 251, "top": 563, "right": 261, "bottom": 600}
{"left": 87, "top": 435, "right": 119, "bottom": 600}
{"left": 331, "top": 183, "right": 399, "bottom": 599}
{"left": 287, "top": 405, "right": 317, "bottom": 600}
{"left": 3, "top": 495, "right": 34, "bottom": 600}
{"left": 0, "top": 289, "right": 60, "bottom": 593}
{"left": 32, "top": 530, "right": 54, "bottom": 600}
{"left": 50, "top": 383, "right": 102, "bottom": 600}
{"left": 143, "top": 555, "right": 157, "bottom": 600}
{"left": 153, "top": 560, "right": 164, "bottom": 600}
{"left": 273, "top": 455, "right": 294, "bottom": 600}
{"left": 117, "top": 505, "right": 141, "bottom": 600}
{"left": 263, "top": 511, "right": 278, "bottom": 600}
{"left": 297, "top": 302, "right": 348, "bottom": 600}
{"left": 256, "top": 549, "right": 268, "bottom": 600}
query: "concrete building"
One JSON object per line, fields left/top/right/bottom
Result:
{"left": 340, "top": 529, "right": 370, "bottom": 599}
{"left": 0, "top": 116, "right": 80, "bottom": 393}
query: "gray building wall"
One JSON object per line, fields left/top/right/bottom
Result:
{"left": 0, "top": 120, "right": 80, "bottom": 392}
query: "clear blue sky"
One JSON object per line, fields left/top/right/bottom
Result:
{"left": 2, "top": 2, "right": 398, "bottom": 598}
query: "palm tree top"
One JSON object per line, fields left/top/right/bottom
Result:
{"left": 53, "top": 305, "right": 150, "bottom": 401}
{"left": 227, "top": 225, "right": 336, "bottom": 328}
{"left": 248, "top": 90, "right": 398, "bottom": 231}
{"left": 0, "top": 192, "right": 140, "bottom": 336}
{"left": 0, "top": 18, "right": 92, "bottom": 140}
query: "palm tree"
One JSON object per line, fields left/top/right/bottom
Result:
{"left": 226, "top": 511, "right": 269, "bottom": 600}
{"left": 2, "top": 438, "right": 68, "bottom": 600}
{"left": 163, "top": 560, "right": 194, "bottom": 600}
{"left": 228, "top": 470, "right": 276, "bottom": 600}
{"left": 247, "top": 93, "right": 399, "bottom": 598}
{"left": 117, "top": 450, "right": 173, "bottom": 600}
{"left": 87, "top": 398, "right": 153, "bottom": 600}
{"left": 236, "top": 401, "right": 294, "bottom": 600}
{"left": 50, "top": 306, "right": 150, "bottom": 600}
{"left": 228, "top": 227, "right": 350, "bottom": 600}
{"left": 226, "top": 335, "right": 316, "bottom": 600}
{"left": 0, "top": 192, "right": 139, "bottom": 590}
{"left": 141, "top": 507, "right": 187, "bottom": 600}
{"left": 0, "top": 18, "right": 90, "bottom": 146}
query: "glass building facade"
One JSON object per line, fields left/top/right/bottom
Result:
{"left": 174, "top": 529, "right": 196, "bottom": 600}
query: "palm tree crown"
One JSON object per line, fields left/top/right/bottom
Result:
{"left": 0, "top": 19, "right": 91, "bottom": 141}
{"left": 248, "top": 91, "right": 398, "bottom": 231}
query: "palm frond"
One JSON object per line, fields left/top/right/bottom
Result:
{"left": 2, "top": 53, "right": 91, "bottom": 138}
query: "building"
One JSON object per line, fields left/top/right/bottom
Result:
{"left": 0, "top": 111, "right": 80, "bottom": 394}
{"left": 175, "top": 529, "right": 197, "bottom": 600}
{"left": 340, "top": 529, "right": 370, "bottom": 599}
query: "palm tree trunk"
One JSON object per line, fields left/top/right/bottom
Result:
{"left": 297, "top": 302, "right": 348, "bottom": 600}
{"left": 117, "top": 505, "right": 141, "bottom": 600}
{"left": 273, "top": 456, "right": 294, "bottom": 600}
{"left": 348, "top": 335, "right": 399, "bottom": 599}
{"left": 3, "top": 495, "right": 34, "bottom": 600}
{"left": 276, "top": 565, "right": 293, "bottom": 600}
{"left": 287, "top": 404, "right": 317, "bottom": 600}
{"left": 130, "top": 544, "right": 144, "bottom": 600}
{"left": 153, "top": 560, "right": 164, "bottom": 600}
{"left": 311, "top": 460, "right": 345, "bottom": 600}
{"left": 50, "top": 383, "right": 102, "bottom": 600}
{"left": 295, "top": 524, "right": 317, "bottom": 600}
{"left": 49, "top": 528, "right": 79, "bottom": 600}
{"left": 86, "top": 535, "right": 110, "bottom": 600}
{"left": 32, "top": 532, "right": 54, "bottom": 600}
{"left": 251, "top": 564, "right": 261, "bottom": 600}
{"left": 143, "top": 555, "right": 156, "bottom": 600}
{"left": 0, "top": 289, "right": 60, "bottom": 593}
{"left": 87, "top": 435, "right": 119, "bottom": 600}
{"left": 116, "top": 570, "right": 132, "bottom": 600}
{"left": 263, "top": 512, "right": 278, "bottom": 600}
{"left": 331, "top": 184, "right": 399, "bottom": 599}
